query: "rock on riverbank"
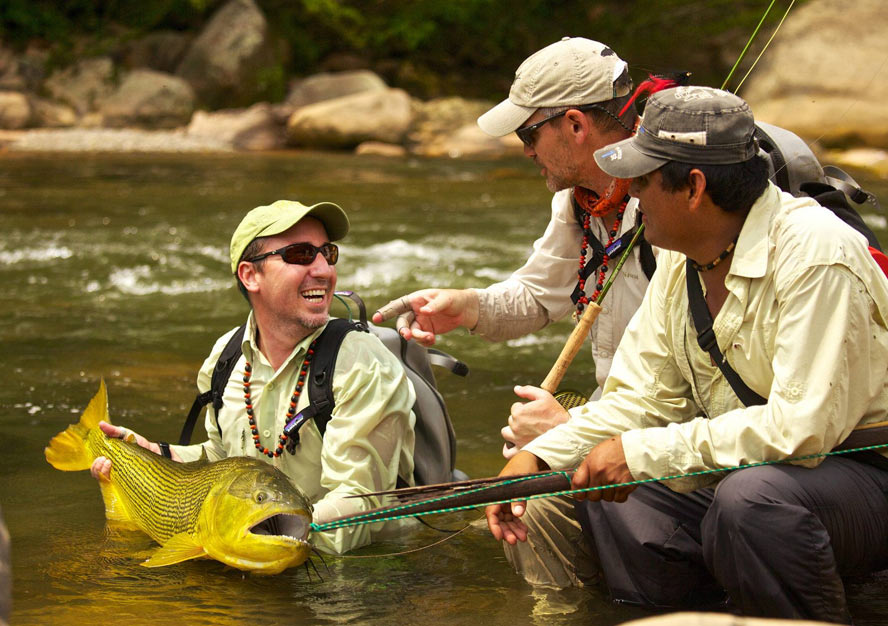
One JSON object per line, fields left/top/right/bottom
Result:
{"left": 0, "top": 0, "right": 884, "bottom": 171}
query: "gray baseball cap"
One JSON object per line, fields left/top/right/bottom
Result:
{"left": 477, "top": 37, "right": 630, "bottom": 137}
{"left": 594, "top": 86, "right": 758, "bottom": 179}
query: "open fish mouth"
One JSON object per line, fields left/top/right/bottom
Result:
{"left": 249, "top": 513, "right": 310, "bottom": 543}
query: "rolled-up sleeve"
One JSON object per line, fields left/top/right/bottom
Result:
{"left": 473, "top": 190, "right": 581, "bottom": 340}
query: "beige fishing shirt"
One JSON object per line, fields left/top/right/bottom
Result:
{"left": 473, "top": 189, "right": 652, "bottom": 395}
{"left": 172, "top": 316, "right": 417, "bottom": 554}
{"left": 525, "top": 183, "right": 888, "bottom": 490}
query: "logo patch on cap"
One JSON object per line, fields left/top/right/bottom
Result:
{"left": 599, "top": 146, "right": 624, "bottom": 161}
{"left": 673, "top": 86, "right": 717, "bottom": 101}
{"left": 657, "top": 130, "right": 707, "bottom": 145}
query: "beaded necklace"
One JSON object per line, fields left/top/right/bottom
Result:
{"left": 575, "top": 191, "right": 630, "bottom": 318}
{"left": 690, "top": 236, "right": 738, "bottom": 272}
{"left": 242, "top": 339, "right": 317, "bottom": 458}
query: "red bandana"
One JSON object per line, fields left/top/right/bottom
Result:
{"left": 574, "top": 177, "right": 632, "bottom": 218}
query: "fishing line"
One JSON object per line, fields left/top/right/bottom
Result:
{"left": 322, "top": 518, "right": 480, "bottom": 558}
{"left": 726, "top": 0, "right": 888, "bottom": 200}
{"left": 311, "top": 441, "right": 888, "bottom": 532}
{"left": 732, "top": 0, "right": 797, "bottom": 93}
{"left": 721, "top": 0, "right": 777, "bottom": 91}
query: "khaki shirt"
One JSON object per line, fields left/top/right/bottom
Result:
{"left": 525, "top": 183, "right": 888, "bottom": 490}
{"left": 473, "top": 189, "right": 653, "bottom": 394}
{"left": 172, "top": 314, "right": 416, "bottom": 553}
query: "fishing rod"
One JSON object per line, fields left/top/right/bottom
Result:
{"left": 540, "top": 223, "right": 645, "bottom": 394}
{"left": 313, "top": 440, "right": 888, "bottom": 532}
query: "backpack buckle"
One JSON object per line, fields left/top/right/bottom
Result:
{"left": 696, "top": 326, "right": 718, "bottom": 353}
{"left": 283, "top": 407, "right": 316, "bottom": 454}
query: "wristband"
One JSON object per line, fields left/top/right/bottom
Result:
{"left": 158, "top": 441, "right": 172, "bottom": 459}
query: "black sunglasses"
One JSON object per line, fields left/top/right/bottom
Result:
{"left": 247, "top": 242, "right": 339, "bottom": 266}
{"left": 515, "top": 103, "right": 616, "bottom": 147}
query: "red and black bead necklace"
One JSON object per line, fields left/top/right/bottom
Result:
{"left": 575, "top": 199, "right": 628, "bottom": 318}
{"left": 242, "top": 340, "right": 318, "bottom": 458}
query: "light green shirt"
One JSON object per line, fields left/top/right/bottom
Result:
{"left": 525, "top": 183, "right": 888, "bottom": 490}
{"left": 172, "top": 314, "right": 416, "bottom": 553}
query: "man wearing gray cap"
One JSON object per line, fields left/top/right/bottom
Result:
{"left": 487, "top": 86, "right": 888, "bottom": 621}
{"left": 90, "top": 200, "right": 417, "bottom": 555}
{"left": 373, "top": 37, "right": 671, "bottom": 586}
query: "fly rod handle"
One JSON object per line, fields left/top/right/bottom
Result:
{"left": 540, "top": 302, "right": 602, "bottom": 393}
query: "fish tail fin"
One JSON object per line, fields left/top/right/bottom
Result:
{"left": 44, "top": 379, "right": 111, "bottom": 471}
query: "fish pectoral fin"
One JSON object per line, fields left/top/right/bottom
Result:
{"left": 141, "top": 534, "right": 207, "bottom": 568}
{"left": 98, "top": 479, "right": 135, "bottom": 522}
{"left": 98, "top": 479, "right": 135, "bottom": 523}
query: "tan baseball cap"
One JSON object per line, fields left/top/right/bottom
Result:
{"left": 229, "top": 200, "right": 349, "bottom": 273}
{"left": 477, "top": 37, "right": 630, "bottom": 137}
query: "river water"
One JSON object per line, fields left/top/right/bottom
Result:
{"left": 2, "top": 151, "right": 887, "bottom": 625}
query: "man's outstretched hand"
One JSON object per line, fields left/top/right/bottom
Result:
{"left": 372, "top": 288, "right": 480, "bottom": 346}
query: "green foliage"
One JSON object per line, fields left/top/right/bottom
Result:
{"left": 0, "top": 0, "right": 803, "bottom": 101}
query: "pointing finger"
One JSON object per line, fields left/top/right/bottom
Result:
{"left": 374, "top": 296, "right": 414, "bottom": 323}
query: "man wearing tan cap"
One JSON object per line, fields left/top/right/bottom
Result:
{"left": 487, "top": 86, "right": 888, "bottom": 621}
{"left": 373, "top": 37, "right": 671, "bottom": 587}
{"left": 90, "top": 200, "right": 417, "bottom": 555}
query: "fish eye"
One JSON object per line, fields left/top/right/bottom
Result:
{"left": 253, "top": 490, "right": 270, "bottom": 504}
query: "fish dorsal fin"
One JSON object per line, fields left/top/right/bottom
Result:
{"left": 98, "top": 477, "right": 135, "bottom": 523}
{"left": 141, "top": 533, "right": 207, "bottom": 568}
{"left": 44, "top": 379, "right": 111, "bottom": 471}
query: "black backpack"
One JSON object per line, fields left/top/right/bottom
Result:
{"left": 179, "top": 290, "right": 469, "bottom": 487}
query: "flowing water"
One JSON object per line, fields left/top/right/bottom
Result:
{"left": 1, "top": 151, "right": 887, "bottom": 625}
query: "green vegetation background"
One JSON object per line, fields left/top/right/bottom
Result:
{"left": 0, "top": 0, "right": 794, "bottom": 102}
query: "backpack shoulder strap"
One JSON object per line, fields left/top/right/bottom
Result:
{"left": 300, "top": 318, "right": 367, "bottom": 440}
{"left": 799, "top": 181, "right": 883, "bottom": 251}
{"left": 427, "top": 348, "right": 469, "bottom": 377}
{"left": 639, "top": 239, "right": 657, "bottom": 281}
{"left": 685, "top": 261, "right": 767, "bottom": 407}
{"left": 179, "top": 323, "right": 247, "bottom": 445}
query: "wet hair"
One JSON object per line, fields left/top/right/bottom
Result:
{"left": 537, "top": 68, "right": 636, "bottom": 135}
{"left": 658, "top": 154, "right": 770, "bottom": 214}
{"left": 235, "top": 237, "right": 267, "bottom": 301}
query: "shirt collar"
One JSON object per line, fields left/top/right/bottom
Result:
{"left": 727, "top": 182, "right": 778, "bottom": 279}
{"left": 242, "top": 311, "right": 329, "bottom": 369}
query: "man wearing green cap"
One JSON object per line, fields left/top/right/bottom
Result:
{"left": 91, "top": 200, "right": 417, "bottom": 555}
{"left": 486, "top": 86, "right": 888, "bottom": 621}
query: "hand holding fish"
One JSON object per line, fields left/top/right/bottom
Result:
{"left": 372, "top": 288, "right": 479, "bottom": 347}
{"left": 501, "top": 385, "right": 570, "bottom": 459}
{"left": 485, "top": 450, "right": 549, "bottom": 545}
{"left": 571, "top": 435, "right": 636, "bottom": 503}
{"left": 89, "top": 420, "right": 181, "bottom": 480}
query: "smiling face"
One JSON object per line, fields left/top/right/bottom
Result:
{"left": 240, "top": 217, "right": 337, "bottom": 341}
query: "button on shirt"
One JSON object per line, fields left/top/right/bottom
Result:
{"left": 525, "top": 183, "right": 888, "bottom": 490}
{"left": 172, "top": 315, "right": 417, "bottom": 554}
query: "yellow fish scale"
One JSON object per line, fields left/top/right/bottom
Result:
{"left": 87, "top": 430, "right": 237, "bottom": 545}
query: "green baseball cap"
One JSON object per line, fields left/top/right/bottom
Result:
{"left": 229, "top": 200, "right": 349, "bottom": 273}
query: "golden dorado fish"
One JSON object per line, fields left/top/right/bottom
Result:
{"left": 44, "top": 380, "right": 313, "bottom": 574}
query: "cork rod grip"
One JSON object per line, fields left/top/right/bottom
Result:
{"left": 540, "top": 302, "right": 602, "bottom": 393}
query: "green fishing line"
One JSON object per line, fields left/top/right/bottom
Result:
{"left": 311, "top": 442, "right": 888, "bottom": 532}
